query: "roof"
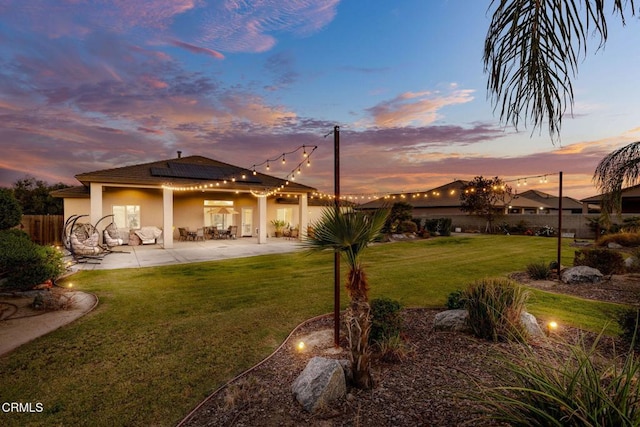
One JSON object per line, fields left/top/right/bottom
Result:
{"left": 54, "top": 155, "right": 316, "bottom": 196}
{"left": 358, "top": 180, "right": 469, "bottom": 209}
{"left": 512, "top": 189, "right": 583, "bottom": 210}
{"left": 582, "top": 183, "right": 640, "bottom": 203}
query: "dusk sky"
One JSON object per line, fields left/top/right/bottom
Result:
{"left": 1, "top": 1, "right": 640, "bottom": 200}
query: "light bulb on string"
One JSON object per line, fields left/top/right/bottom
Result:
{"left": 282, "top": 154, "right": 286, "bottom": 165}
{"left": 303, "top": 146, "right": 307, "bottom": 157}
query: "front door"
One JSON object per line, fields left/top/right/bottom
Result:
{"left": 241, "top": 208, "right": 253, "bottom": 237}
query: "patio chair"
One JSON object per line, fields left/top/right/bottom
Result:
{"left": 211, "top": 226, "right": 221, "bottom": 239}
{"left": 178, "top": 228, "right": 190, "bottom": 241}
{"left": 228, "top": 226, "right": 238, "bottom": 239}
{"left": 195, "top": 228, "right": 205, "bottom": 241}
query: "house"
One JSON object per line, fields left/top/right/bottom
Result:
{"left": 508, "top": 189, "right": 584, "bottom": 215}
{"left": 358, "top": 181, "right": 583, "bottom": 216}
{"left": 52, "top": 153, "right": 317, "bottom": 248}
{"left": 581, "top": 183, "right": 640, "bottom": 214}
{"left": 357, "top": 180, "right": 469, "bottom": 216}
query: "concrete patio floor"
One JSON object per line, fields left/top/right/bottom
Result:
{"left": 69, "top": 237, "right": 303, "bottom": 270}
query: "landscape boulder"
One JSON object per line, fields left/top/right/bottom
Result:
{"left": 561, "top": 266, "right": 603, "bottom": 285}
{"left": 434, "top": 309, "right": 543, "bottom": 337}
{"left": 520, "top": 311, "right": 544, "bottom": 337}
{"left": 292, "top": 356, "right": 347, "bottom": 413}
{"left": 433, "top": 309, "right": 471, "bottom": 332}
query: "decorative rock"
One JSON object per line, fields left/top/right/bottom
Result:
{"left": 292, "top": 356, "right": 347, "bottom": 413}
{"left": 560, "top": 266, "right": 604, "bottom": 284}
{"left": 625, "top": 256, "right": 638, "bottom": 269}
{"left": 520, "top": 312, "right": 544, "bottom": 337}
{"left": 433, "top": 309, "right": 471, "bottom": 332}
{"left": 608, "top": 242, "right": 624, "bottom": 249}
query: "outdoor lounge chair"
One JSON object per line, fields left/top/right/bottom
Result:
{"left": 228, "top": 226, "right": 238, "bottom": 239}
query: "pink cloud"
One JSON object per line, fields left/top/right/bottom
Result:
{"left": 168, "top": 39, "right": 224, "bottom": 59}
{"left": 367, "top": 89, "right": 475, "bottom": 127}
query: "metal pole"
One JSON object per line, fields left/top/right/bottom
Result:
{"left": 557, "top": 171, "right": 563, "bottom": 277}
{"left": 333, "top": 125, "right": 341, "bottom": 347}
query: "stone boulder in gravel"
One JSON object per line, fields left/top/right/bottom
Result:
{"left": 433, "top": 309, "right": 471, "bottom": 332}
{"left": 434, "top": 309, "right": 543, "bottom": 337}
{"left": 520, "top": 311, "right": 544, "bottom": 337}
{"left": 561, "top": 266, "right": 603, "bottom": 284}
{"left": 292, "top": 356, "right": 347, "bottom": 413}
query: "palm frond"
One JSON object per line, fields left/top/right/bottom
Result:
{"left": 303, "top": 207, "right": 389, "bottom": 269}
{"left": 484, "top": 0, "right": 634, "bottom": 141}
{"left": 593, "top": 141, "right": 640, "bottom": 217}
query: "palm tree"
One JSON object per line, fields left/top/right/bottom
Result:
{"left": 593, "top": 141, "right": 640, "bottom": 222}
{"left": 484, "top": 0, "right": 635, "bottom": 141}
{"left": 304, "top": 207, "right": 389, "bottom": 389}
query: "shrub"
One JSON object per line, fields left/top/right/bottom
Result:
{"left": 573, "top": 247, "right": 625, "bottom": 275}
{"left": 369, "top": 297, "right": 403, "bottom": 344}
{"left": 462, "top": 278, "right": 529, "bottom": 342}
{"left": 618, "top": 308, "right": 640, "bottom": 350}
{"left": 0, "top": 230, "right": 64, "bottom": 290}
{"left": 525, "top": 260, "right": 551, "bottom": 280}
{"left": 398, "top": 220, "right": 417, "bottom": 233}
{"left": 446, "top": 289, "right": 465, "bottom": 309}
{"left": 597, "top": 232, "right": 640, "bottom": 248}
{"left": 0, "top": 188, "right": 22, "bottom": 230}
{"left": 424, "top": 218, "right": 452, "bottom": 236}
{"left": 474, "top": 333, "right": 640, "bottom": 426}
{"left": 375, "top": 334, "right": 412, "bottom": 363}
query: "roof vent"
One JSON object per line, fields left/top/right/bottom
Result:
{"left": 177, "top": 150, "right": 182, "bottom": 159}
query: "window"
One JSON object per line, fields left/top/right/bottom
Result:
{"left": 276, "top": 208, "right": 293, "bottom": 226}
{"left": 112, "top": 205, "right": 140, "bottom": 229}
{"left": 204, "top": 200, "right": 235, "bottom": 228}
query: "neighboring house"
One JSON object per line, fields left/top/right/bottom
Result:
{"left": 581, "top": 183, "right": 640, "bottom": 214}
{"left": 358, "top": 181, "right": 584, "bottom": 217}
{"left": 357, "top": 180, "right": 469, "bottom": 216}
{"left": 508, "top": 189, "right": 584, "bottom": 215}
{"left": 51, "top": 154, "right": 317, "bottom": 248}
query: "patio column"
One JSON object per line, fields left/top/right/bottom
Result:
{"left": 89, "top": 183, "right": 103, "bottom": 225}
{"left": 298, "top": 193, "right": 308, "bottom": 239}
{"left": 162, "top": 187, "right": 174, "bottom": 249}
{"left": 258, "top": 195, "right": 267, "bottom": 244}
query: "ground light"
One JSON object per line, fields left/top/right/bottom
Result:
{"left": 546, "top": 321, "right": 558, "bottom": 336}
{"left": 296, "top": 341, "right": 305, "bottom": 352}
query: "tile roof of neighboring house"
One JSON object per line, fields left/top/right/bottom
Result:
{"left": 358, "top": 180, "right": 469, "bottom": 209}
{"left": 512, "top": 189, "right": 583, "bottom": 210}
{"left": 581, "top": 183, "right": 640, "bottom": 203}
{"left": 52, "top": 155, "right": 316, "bottom": 198}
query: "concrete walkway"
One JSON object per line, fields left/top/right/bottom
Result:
{"left": 70, "top": 237, "right": 304, "bottom": 270}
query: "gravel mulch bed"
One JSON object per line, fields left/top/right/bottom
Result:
{"left": 180, "top": 273, "right": 638, "bottom": 427}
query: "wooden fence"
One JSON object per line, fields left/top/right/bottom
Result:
{"left": 20, "top": 215, "right": 64, "bottom": 246}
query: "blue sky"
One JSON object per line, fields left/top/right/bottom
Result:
{"left": 1, "top": 0, "right": 639, "bottom": 200}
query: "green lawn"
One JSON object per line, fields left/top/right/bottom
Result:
{"left": 0, "top": 235, "right": 627, "bottom": 426}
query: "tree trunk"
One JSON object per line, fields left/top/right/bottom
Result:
{"left": 344, "top": 300, "right": 374, "bottom": 389}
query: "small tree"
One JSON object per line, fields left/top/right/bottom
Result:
{"left": 384, "top": 202, "right": 413, "bottom": 233}
{"left": 12, "top": 176, "right": 68, "bottom": 215}
{"left": 459, "top": 176, "right": 512, "bottom": 233}
{"left": 304, "top": 207, "right": 389, "bottom": 389}
{"left": 0, "top": 188, "right": 22, "bottom": 230}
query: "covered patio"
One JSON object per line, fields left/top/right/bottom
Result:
{"left": 69, "top": 237, "right": 303, "bottom": 271}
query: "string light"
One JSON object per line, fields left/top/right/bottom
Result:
{"left": 162, "top": 144, "right": 319, "bottom": 197}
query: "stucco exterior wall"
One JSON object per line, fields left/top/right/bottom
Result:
{"left": 63, "top": 198, "right": 90, "bottom": 218}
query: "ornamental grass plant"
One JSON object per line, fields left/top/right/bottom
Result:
{"left": 462, "top": 278, "right": 530, "bottom": 342}
{"left": 475, "top": 332, "right": 640, "bottom": 426}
